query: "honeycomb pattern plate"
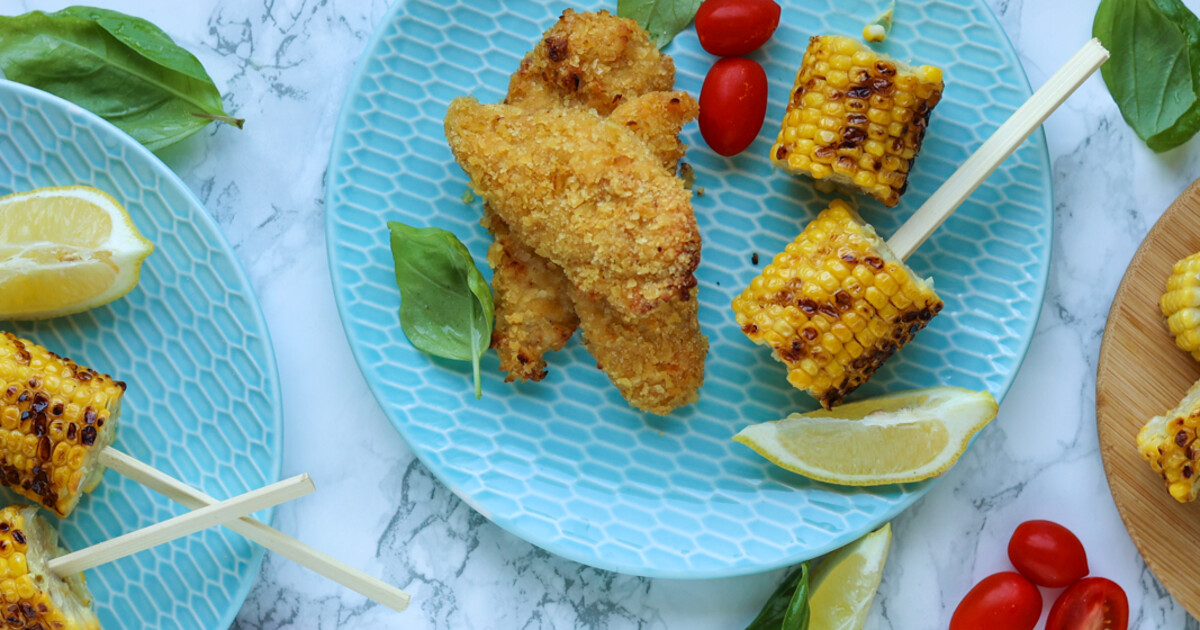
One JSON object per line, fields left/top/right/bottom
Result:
{"left": 327, "top": 0, "right": 1051, "bottom": 578}
{"left": 0, "top": 80, "right": 282, "bottom": 627}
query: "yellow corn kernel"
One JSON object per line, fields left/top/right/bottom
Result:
{"left": 1162, "top": 252, "right": 1200, "bottom": 362}
{"left": 0, "top": 505, "right": 100, "bottom": 629}
{"left": 770, "top": 35, "right": 944, "bottom": 207}
{"left": 731, "top": 200, "right": 944, "bottom": 408}
{"left": 0, "top": 333, "right": 122, "bottom": 517}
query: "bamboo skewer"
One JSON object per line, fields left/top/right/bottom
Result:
{"left": 49, "top": 472, "right": 314, "bottom": 575}
{"left": 100, "top": 448, "right": 412, "bottom": 612}
{"left": 886, "top": 38, "right": 1110, "bottom": 260}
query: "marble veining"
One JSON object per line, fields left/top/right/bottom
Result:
{"left": 14, "top": 0, "right": 1200, "bottom": 627}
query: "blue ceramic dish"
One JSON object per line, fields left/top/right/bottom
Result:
{"left": 327, "top": 0, "right": 1051, "bottom": 578}
{"left": 0, "top": 80, "right": 282, "bottom": 627}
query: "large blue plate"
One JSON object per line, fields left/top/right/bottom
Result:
{"left": 327, "top": 0, "right": 1050, "bottom": 578}
{"left": 0, "top": 81, "right": 282, "bottom": 627}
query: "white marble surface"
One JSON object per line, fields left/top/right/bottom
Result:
{"left": 14, "top": 0, "right": 1200, "bottom": 627}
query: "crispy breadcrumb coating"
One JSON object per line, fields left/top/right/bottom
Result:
{"left": 447, "top": 9, "right": 707, "bottom": 413}
{"left": 505, "top": 9, "right": 675, "bottom": 115}
{"left": 445, "top": 98, "right": 701, "bottom": 318}
{"left": 483, "top": 206, "right": 578, "bottom": 382}
{"left": 570, "top": 286, "right": 707, "bottom": 415}
{"left": 483, "top": 9, "right": 686, "bottom": 383}
{"left": 609, "top": 90, "right": 699, "bottom": 171}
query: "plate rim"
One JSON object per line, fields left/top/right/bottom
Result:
{"left": 324, "top": 0, "right": 1054, "bottom": 578}
{"left": 0, "top": 78, "right": 285, "bottom": 626}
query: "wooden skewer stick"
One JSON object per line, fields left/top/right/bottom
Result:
{"left": 886, "top": 38, "right": 1109, "bottom": 260}
{"left": 100, "top": 448, "right": 412, "bottom": 612}
{"left": 48, "top": 472, "right": 314, "bottom": 575}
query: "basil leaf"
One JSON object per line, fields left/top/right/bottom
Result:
{"left": 746, "top": 562, "right": 811, "bottom": 630}
{"left": 54, "top": 6, "right": 215, "bottom": 84}
{"left": 618, "top": 0, "right": 702, "bottom": 49}
{"left": 0, "top": 7, "right": 243, "bottom": 150}
{"left": 1094, "top": 0, "right": 1200, "bottom": 152}
{"left": 388, "top": 221, "right": 494, "bottom": 398}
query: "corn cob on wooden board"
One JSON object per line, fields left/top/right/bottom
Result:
{"left": 0, "top": 81, "right": 282, "bottom": 628}
{"left": 1097, "top": 178, "right": 1200, "bottom": 620}
{"left": 329, "top": 0, "right": 1056, "bottom": 578}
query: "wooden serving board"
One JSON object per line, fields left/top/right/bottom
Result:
{"left": 1097, "top": 179, "right": 1200, "bottom": 618}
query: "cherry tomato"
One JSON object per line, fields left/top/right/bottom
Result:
{"left": 1007, "top": 519, "right": 1089, "bottom": 588}
{"left": 1046, "top": 577, "right": 1129, "bottom": 630}
{"left": 695, "top": 0, "right": 781, "bottom": 56}
{"left": 699, "top": 57, "right": 768, "bottom": 156}
{"left": 950, "top": 572, "right": 1042, "bottom": 630}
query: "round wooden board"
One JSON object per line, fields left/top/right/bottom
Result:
{"left": 1098, "top": 178, "right": 1200, "bottom": 618}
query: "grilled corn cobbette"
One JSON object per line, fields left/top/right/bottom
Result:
{"left": 1161, "top": 252, "right": 1200, "bottom": 361}
{"left": 732, "top": 200, "right": 943, "bottom": 408}
{"left": 1138, "top": 377, "right": 1200, "bottom": 502}
{"left": 0, "top": 505, "right": 99, "bottom": 629}
{"left": 771, "top": 35, "right": 943, "bottom": 207}
{"left": 0, "top": 334, "right": 120, "bottom": 517}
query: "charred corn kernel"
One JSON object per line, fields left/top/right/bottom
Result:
{"left": 1161, "top": 252, "right": 1200, "bottom": 361}
{"left": 0, "top": 333, "right": 121, "bottom": 517}
{"left": 731, "top": 200, "right": 943, "bottom": 408}
{"left": 771, "top": 35, "right": 944, "bottom": 207}
{"left": 1137, "top": 377, "right": 1200, "bottom": 502}
{"left": 0, "top": 506, "right": 99, "bottom": 629}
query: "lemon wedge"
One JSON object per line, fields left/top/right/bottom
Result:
{"left": 809, "top": 523, "right": 892, "bottom": 630}
{"left": 733, "top": 387, "right": 997, "bottom": 485}
{"left": 0, "top": 186, "right": 153, "bottom": 320}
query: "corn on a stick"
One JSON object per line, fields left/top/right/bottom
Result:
{"left": 0, "top": 333, "right": 121, "bottom": 517}
{"left": 737, "top": 40, "right": 1108, "bottom": 407}
{"left": 0, "top": 476, "right": 312, "bottom": 629}
{"left": 0, "top": 333, "right": 414, "bottom": 611}
{"left": 47, "top": 472, "right": 313, "bottom": 575}
{"left": 101, "top": 448, "right": 413, "bottom": 612}
{"left": 0, "top": 505, "right": 100, "bottom": 629}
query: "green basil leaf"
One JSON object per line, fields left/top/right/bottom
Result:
{"left": 746, "top": 562, "right": 811, "bottom": 630}
{"left": 388, "top": 221, "right": 494, "bottom": 398}
{"left": 617, "top": 0, "right": 702, "bottom": 49}
{"left": 0, "top": 7, "right": 243, "bottom": 150}
{"left": 1094, "top": 0, "right": 1200, "bottom": 152}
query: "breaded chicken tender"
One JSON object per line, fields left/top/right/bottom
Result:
{"left": 609, "top": 90, "right": 699, "bottom": 171}
{"left": 505, "top": 9, "right": 675, "bottom": 115}
{"left": 448, "top": 9, "right": 707, "bottom": 414}
{"left": 483, "top": 206, "right": 578, "bottom": 382}
{"left": 483, "top": 10, "right": 688, "bottom": 383}
{"left": 445, "top": 98, "right": 701, "bottom": 318}
{"left": 570, "top": 286, "right": 708, "bottom": 415}
{"left": 484, "top": 90, "right": 698, "bottom": 382}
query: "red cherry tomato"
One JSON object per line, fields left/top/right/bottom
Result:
{"left": 1007, "top": 519, "right": 1090, "bottom": 588}
{"left": 1046, "top": 577, "right": 1129, "bottom": 630}
{"left": 695, "top": 0, "right": 781, "bottom": 56}
{"left": 698, "top": 57, "right": 768, "bottom": 156}
{"left": 950, "top": 572, "right": 1042, "bottom": 630}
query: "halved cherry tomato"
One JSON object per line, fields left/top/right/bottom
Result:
{"left": 695, "top": 0, "right": 781, "bottom": 56}
{"left": 1008, "top": 519, "right": 1089, "bottom": 588}
{"left": 1046, "top": 577, "right": 1129, "bottom": 630}
{"left": 949, "top": 572, "right": 1042, "bottom": 630}
{"left": 698, "top": 57, "right": 768, "bottom": 156}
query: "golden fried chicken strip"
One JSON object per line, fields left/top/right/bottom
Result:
{"left": 506, "top": 9, "right": 675, "bottom": 116}
{"left": 569, "top": 286, "right": 708, "bottom": 415}
{"left": 485, "top": 90, "right": 697, "bottom": 379}
{"left": 482, "top": 206, "right": 578, "bottom": 382}
{"left": 483, "top": 9, "right": 683, "bottom": 382}
{"left": 609, "top": 90, "right": 698, "bottom": 171}
{"left": 445, "top": 98, "right": 701, "bottom": 318}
